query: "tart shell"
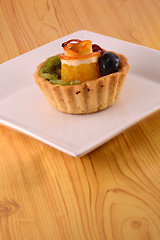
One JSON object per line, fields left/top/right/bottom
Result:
{"left": 33, "top": 52, "right": 130, "bottom": 114}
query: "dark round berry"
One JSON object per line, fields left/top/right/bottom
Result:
{"left": 98, "top": 52, "right": 120, "bottom": 76}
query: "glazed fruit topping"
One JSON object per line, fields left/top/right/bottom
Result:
{"left": 39, "top": 55, "right": 61, "bottom": 80}
{"left": 98, "top": 52, "right": 120, "bottom": 76}
{"left": 61, "top": 40, "right": 105, "bottom": 60}
{"left": 92, "top": 44, "right": 104, "bottom": 55}
{"left": 60, "top": 39, "right": 100, "bottom": 60}
{"left": 39, "top": 55, "right": 82, "bottom": 85}
{"left": 62, "top": 39, "right": 81, "bottom": 47}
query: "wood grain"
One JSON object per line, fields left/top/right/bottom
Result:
{"left": 0, "top": 0, "right": 160, "bottom": 239}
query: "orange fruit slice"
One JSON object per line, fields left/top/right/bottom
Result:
{"left": 71, "top": 40, "right": 92, "bottom": 55}
{"left": 61, "top": 62, "right": 101, "bottom": 82}
{"left": 60, "top": 39, "right": 101, "bottom": 81}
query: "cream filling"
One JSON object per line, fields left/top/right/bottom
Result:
{"left": 61, "top": 55, "right": 99, "bottom": 66}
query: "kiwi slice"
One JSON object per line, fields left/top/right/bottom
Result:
{"left": 39, "top": 55, "right": 82, "bottom": 86}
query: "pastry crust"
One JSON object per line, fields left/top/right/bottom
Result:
{"left": 33, "top": 52, "right": 130, "bottom": 114}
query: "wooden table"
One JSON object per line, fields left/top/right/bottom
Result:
{"left": 0, "top": 0, "right": 160, "bottom": 239}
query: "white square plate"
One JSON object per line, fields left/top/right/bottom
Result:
{"left": 0, "top": 30, "right": 160, "bottom": 157}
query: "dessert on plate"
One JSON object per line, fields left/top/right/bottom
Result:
{"left": 33, "top": 39, "right": 130, "bottom": 114}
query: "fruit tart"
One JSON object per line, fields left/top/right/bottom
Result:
{"left": 33, "top": 39, "right": 130, "bottom": 114}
